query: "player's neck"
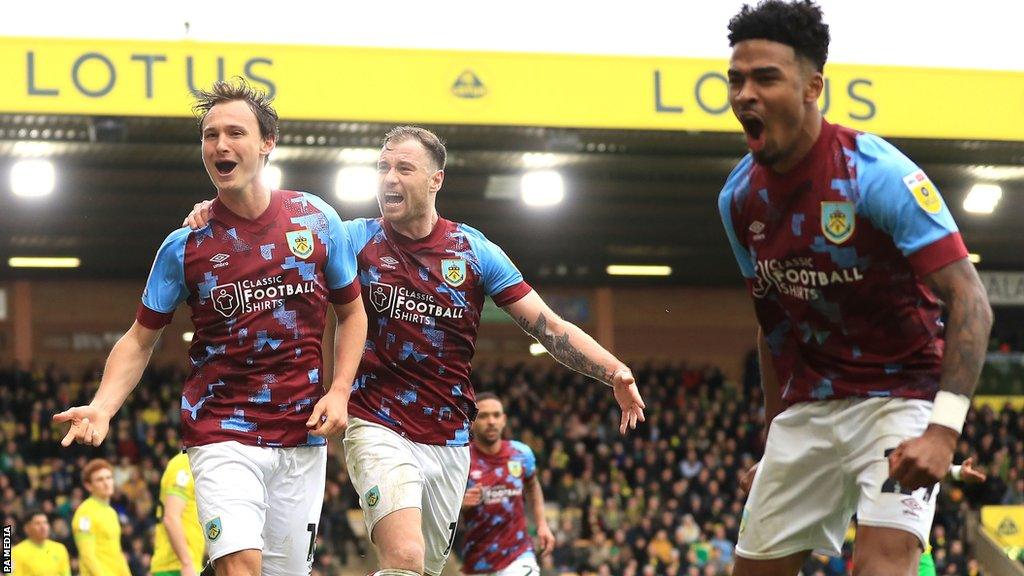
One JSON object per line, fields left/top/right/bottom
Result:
{"left": 475, "top": 438, "right": 503, "bottom": 455}
{"left": 770, "top": 112, "right": 823, "bottom": 174}
{"left": 29, "top": 537, "right": 46, "bottom": 546}
{"left": 89, "top": 494, "right": 112, "bottom": 506}
{"left": 391, "top": 210, "right": 439, "bottom": 241}
{"left": 217, "top": 181, "right": 273, "bottom": 220}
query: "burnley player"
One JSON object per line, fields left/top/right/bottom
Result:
{"left": 183, "top": 126, "right": 645, "bottom": 575}
{"left": 342, "top": 126, "right": 643, "bottom": 576}
{"left": 719, "top": 2, "right": 992, "bottom": 575}
{"left": 460, "top": 393, "right": 554, "bottom": 575}
{"left": 54, "top": 79, "right": 368, "bottom": 576}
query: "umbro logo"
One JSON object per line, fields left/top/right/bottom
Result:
{"left": 749, "top": 221, "right": 766, "bottom": 241}
{"left": 210, "top": 253, "right": 230, "bottom": 268}
{"left": 380, "top": 256, "right": 399, "bottom": 269}
{"left": 900, "top": 497, "right": 923, "bottom": 518}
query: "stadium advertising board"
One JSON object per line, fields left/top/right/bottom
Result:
{"left": 2, "top": 37, "right": 1023, "bottom": 140}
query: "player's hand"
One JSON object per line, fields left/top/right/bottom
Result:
{"left": 740, "top": 461, "right": 759, "bottom": 493}
{"left": 536, "top": 522, "right": 556, "bottom": 558}
{"left": 307, "top": 390, "right": 348, "bottom": 438}
{"left": 53, "top": 405, "right": 112, "bottom": 447}
{"left": 612, "top": 368, "right": 645, "bottom": 435}
{"left": 180, "top": 564, "right": 199, "bottom": 576}
{"left": 462, "top": 485, "right": 483, "bottom": 508}
{"left": 960, "top": 457, "right": 987, "bottom": 484}
{"left": 888, "top": 424, "right": 958, "bottom": 490}
{"left": 183, "top": 199, "right": 214, "bottom": 229}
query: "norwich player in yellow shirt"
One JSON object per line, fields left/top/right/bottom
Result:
{"left": 151, "top": 452, "right": 205, "bottom": 576}
{"left": 11, "top": 509, "right": 71, "bottom": 576}
{"left": 71, "top": 458, "right": 130, "bottom": 576}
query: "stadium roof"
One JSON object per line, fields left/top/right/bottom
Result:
{"left": 1, "top": 114, "right": 1022, "bottom": 285}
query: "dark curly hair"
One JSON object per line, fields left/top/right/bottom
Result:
{"left": 192, "top": 77, "right": 279, "bottom": 142}
{"left": 727, "top": 0, "right": 830, "bottom": 72}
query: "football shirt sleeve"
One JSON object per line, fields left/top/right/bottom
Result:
{"left": 854, "top": 133, "right": 968, "bottom": 276}
{"left": 303, "top": 194, "right": 361, "bottom": 304}
{"left": 137, "top": 227, "right": 190, "bottom": 329}
{"left": 459, "top": 224, "right": 532, "bottom": 306}
{"left": 719, "top": 157, "right": 757, "bottom": 281}
{"left": 511, "top": 440, "right": 538, "bottom": 480}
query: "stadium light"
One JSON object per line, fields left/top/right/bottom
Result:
{"left": 9, "top": 257, "right": 80, "bottom": 268}
{"left": 963, "top": 183, "right": 1002, "bottom": 214}
{"left": 968, "top": 253, "right": 981, "bottom": 264}
{"left": 262, "top": 165, "right": 283, "bottom": 190}
{"left": 606, "top": 265, "right": 673, "bottom": 277}
{"left": 338, "top": 148, "right": 381, "bottom": 164}
{"left": 529, "top": 342, "right": 547, "bottom": 356}
{"left": 11, "top": 159, "right": 55, "bottom": 197}
{"left": 335, "top": 166, "right": 377, "bottom": 202}
{"left": 521, "top": 170, "right": 564, "bottom": 207}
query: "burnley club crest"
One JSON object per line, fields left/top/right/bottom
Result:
{"left": 286, "top": 229, "right": 315, "bottom": 259}
{"left": 441, "top": 258, "right": 467, "bottom": 287}
{"left": 821, "top": 201, "right": 855, "bottom": 244}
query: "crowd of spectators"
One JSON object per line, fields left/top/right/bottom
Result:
{"left": 2, "top": 353, "right": 1021, "bottom": 575}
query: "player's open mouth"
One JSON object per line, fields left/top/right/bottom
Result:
{"left": 215, "top": 161, "right": 237, "bottom": 176}
{"left": 383, "top": 192, "right": 404, "bottom": 205}
{"left": 740, "top": 117, "right": 766, "bottom": 152}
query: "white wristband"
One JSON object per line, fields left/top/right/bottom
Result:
{"left": 950, "top": 464, "right": 963, "bottom": 481}
{"left": 929, "top": 391, "right": 971, "bottom": 434}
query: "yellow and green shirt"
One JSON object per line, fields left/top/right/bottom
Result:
{"left": 72, "top": 496, "right": 130, "bottom": 576}
{"left": 11, "top": 539, "right": 70, "bottom": 576}
{"left": 151, "top": 452, "right": 205, "bottom": 573}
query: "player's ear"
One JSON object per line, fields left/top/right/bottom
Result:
{"left": 260, "top": 135, "right": 276, "bottom": 158}
{"left": 803, "top": 68, "right": 824, "bottom": 104}
{"left": 429, "top": 169, "right": 444, "bottom": 194}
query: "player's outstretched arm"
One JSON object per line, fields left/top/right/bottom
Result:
{"left": 890, "top": 258, "right": 992, "bottom": 490}
{"left": 308, "top": 298, "right": 368, "bottom": 437}
{"left": 503, "top": 291, "right": 645, "bottom": 434}
{"left": 53, "top": 321, "right": 163, "bottom": 447}
{"left": 524, "top": 474, "right": 555, "bottom": 557}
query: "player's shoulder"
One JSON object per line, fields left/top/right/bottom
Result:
{"left": 45, "top": 538, "right": 69, "bottom": 554}
{"left": 508, "top": 439, "right": 536, "bottom": 459}
{"left": 165, "top": 451, "right": 190, "bottom": 474}
{"left": 453, "top": 221, "right": 504, "bottom": 255}
{"left": 11, "top": 539, "right": 30, "bottom": 552}
{"left": 287, "top": 190, "right": 340, "bottom": 218}
{"left": 74, "top": 497, "right": 93, "bottom": 514}
{"left": 848, "top": 130, "right": 916, "bottom": 174}
{"left": 72, "top": 501, "right": 95, "bottom": 530}
{"left": 157, "top": 226, "right": 192, "bottom": 251}
{"left": 344, "top": 217, "right": 384, "bottom": 247}
{"left": 720, "top": 154, "right": 755, "bottom": 206}
{"left": 452, "top": 220, "right": 489, "bottom": 242}
{"left": 163, "top": 453, "right": 194, "bottom": 492}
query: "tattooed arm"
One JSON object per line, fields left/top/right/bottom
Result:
{"left": 925, "top": 258, "right": 993, "bottom": 399}
{"left": 502, "top": 290, "right": 645, "bottom": 433}
{"left": 889, "top": 257, "right": 992, "bottom": 489}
